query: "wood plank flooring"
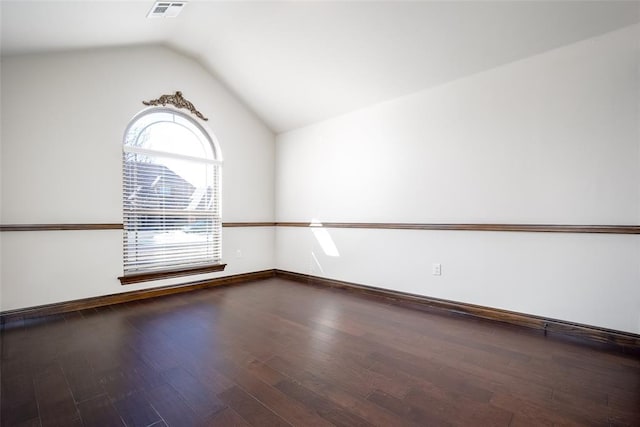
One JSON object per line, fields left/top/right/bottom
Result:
{"left": 1, "top": 278, "right": 639, "bottom": 426}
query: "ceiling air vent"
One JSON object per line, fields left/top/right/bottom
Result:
{"left": 147, "top": 2, "right": 187, "bottom": 18}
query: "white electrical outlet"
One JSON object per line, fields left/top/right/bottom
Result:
{"left": 235, "top": 249, "right": 243, "bottom": 259}
{"left": 432, "top": 263, "right": 442, "bottom": 276}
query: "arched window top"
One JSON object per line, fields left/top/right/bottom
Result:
{"left": 124, "top": 108, "right": 221, "bottom": 162}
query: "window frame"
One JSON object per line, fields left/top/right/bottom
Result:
{"left": 118, "top": 107, "right": 225, "bottom": 285}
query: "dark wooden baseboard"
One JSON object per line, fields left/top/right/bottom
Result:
{"left": 3, "top": 267, "right": 638, "bottom": 353}
{"left": 275, "top": 269, "right": 640, "bottom": 353}
{"left": 0, "top": 270, "right": 275, "bottom": 323}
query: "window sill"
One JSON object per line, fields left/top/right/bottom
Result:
{"left": 118, "top": 263, "right": 227, "bottom": 285}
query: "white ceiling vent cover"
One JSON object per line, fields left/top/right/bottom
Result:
{"left": 147, "top": 2, "right": 187, "bottom": 18}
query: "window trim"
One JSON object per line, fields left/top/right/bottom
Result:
{"left": 120, "top": 107, "right": 224, "bottom": 285}
{"left": 118, "top": 262, "right": 226, "bottom": 285}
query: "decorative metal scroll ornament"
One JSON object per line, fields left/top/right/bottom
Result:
{"left": 142, "top": 91, "right": 209, "bottom": 121}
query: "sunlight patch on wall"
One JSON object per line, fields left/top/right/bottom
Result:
{"left": 310, "top": 220, "right": 340, "bottom": 257}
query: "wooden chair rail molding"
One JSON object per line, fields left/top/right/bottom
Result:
{"left": 0, "top": 223, "right": 124, "bottom": 231}
{"left": 275, "top": 222, "right": 640, "bottom": 234}
{"left": 0, "top": 222, "right": 276, "bottom": 231}
{"left": 2, "top": 222, "right": 640, "bottom": 234}
{"left": 222, "top": 222, "right": 278, "bottom": 227}
{"left": 0, "top": 222, "right": 275, "bottom": 231}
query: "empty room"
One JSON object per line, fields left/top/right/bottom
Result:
{"left": 1, "top": 1, "right": 639, "bottom": 426}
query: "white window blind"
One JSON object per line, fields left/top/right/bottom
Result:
{"left": 123, "top": 109, "right": 222, "bottom": 274}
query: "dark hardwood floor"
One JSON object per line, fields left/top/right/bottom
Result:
{"left": 1, "top": 278, "right": 639, "bottom": 426}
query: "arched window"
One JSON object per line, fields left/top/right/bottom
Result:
{"left": 120, "top": 108, "right": 223, "bottom": 284}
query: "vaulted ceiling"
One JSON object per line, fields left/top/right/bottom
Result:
{"left": 2, "top": 1, "right": 639, "bottom": 133}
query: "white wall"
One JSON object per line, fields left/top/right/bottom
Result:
{"left": 0, "top": 45, "right": 275, "bottom": 310}
{"left": 276, "top": 25, "right": 640, "bottom": 333}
